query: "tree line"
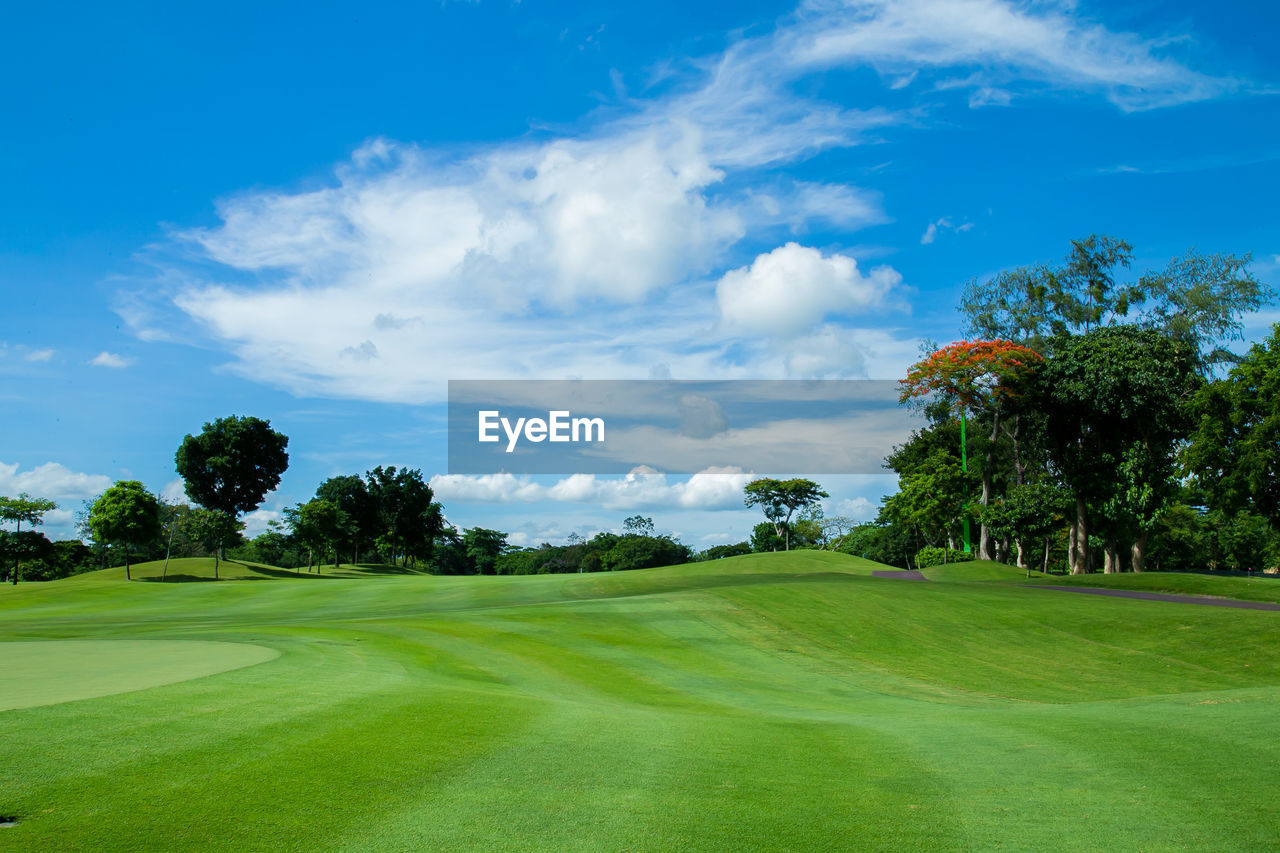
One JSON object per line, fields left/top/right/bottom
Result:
{"left": 854, "top": 235, "right": 1279, "bottom": 574}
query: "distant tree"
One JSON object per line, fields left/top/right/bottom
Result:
{"left": 750, "top": 522, "right": 786, "bottom": 553}
{"left": 743, "top": 478, "right": 829, "bottom": 551}
{"left": 0, "top": 493, "right": 58, "bottom": 584}
{"left": 174, "top": 415, "right": 289, "bottom": 555}
{"left": 462, "top": 527, "right": 508, "bottom": 575}
{"left": 288, "top": 499, "right": 349, "bottom": 574}
{"left": 623, "top": 515, "right": 656, "bottom": 537}
{"left": 86, "top": 481, "right": 161, "bottom": 581}
{"left": 601, "top": 536, "right": 692, "bottom": 572}
{"left": 701, "top": 542, "right": 752, "bottom": 560}
{"left": 315, "top": 475, "right": 380, "bottom": 564}
{"left": 365, "top": 467, "right": 442, "bottom": 567}
{"left": 183, "top": 508, "right": 243, "bottom": 579}
{"left": 1185, "top": 325, "right": 1280, "bottom": 528}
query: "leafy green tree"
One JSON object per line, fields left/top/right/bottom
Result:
{"left": 315, "top": 475, "right": 380, "bottom": 564}
{"left": 365, "top": 466, "right": 442, "bottom": 567}
{"left": 882, "top": 450, "right": 968, "bottom": 553}
{"left": 601, "top": 536, "right": 692, "bottom": 572}
{"left": 980, "top": 483, "right": 1069, "bottom": 573}
{"left": 288, "top": 499, "right": 349, "bottom": 574}
{"left": 86, "top": 481, "right": 161, "bottom": 581}
{"left": 701, "top": 542, "right": 752, "bottom": 560}
{"left": 175, "top": 415, "right": 289, "bottom": 554}
{"left": 743, "top": 478, "right": 829, "bottom": 551}
{"left": 1185, "top": 325, "right": 1280, "bottom": 528}
{"left": 0, "top": 493, "right": 58, "bottom": 584}
{"left": 623, "top": 515, "right": 656, "bottom": 537}
{"left": 749, "top": 521, "right": 786, "bottom": 553}
{"left": 461, "top": 527, "right": 507, "bottom": 575}
{"left": 963, "top": 235, "right": 1269, "bottom": 368}
{"left": 1036, "top": 327, "right": 1200, "bottom": 573}
{"left": 183, "top": 508, "right": 243, "bottom": 579}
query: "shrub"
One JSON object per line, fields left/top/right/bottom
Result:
{"left": 914, "top": 546, "right": 974, "bottom": 569}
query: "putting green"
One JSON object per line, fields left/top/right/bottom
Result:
{"left": 0, "top": 640, "right": 279, "bottom": 711}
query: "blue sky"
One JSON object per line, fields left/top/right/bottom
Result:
{"left": 2, "top": 0, "right": 1278, "bottom": 547}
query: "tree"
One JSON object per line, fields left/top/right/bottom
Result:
{"left": 288, "top": 499, "right": 349, "bottom": 574}
{"left": 175, "top": 415, "right": 289, "bottom": 555}
{"left": 980, "top": 483, "right": 1069, "bottom": 574}
{"left": 743, "top": 478, "right": 829, "bottom": 551}
{"left": 184, "top": 508, "right": 243, "bottom": 579}
{"left": 0, "top": 493, "right": 58, "bottom": 584}
{"left": 1185, "top": 325, "right": 1280, "bottom": 528}
{"left": 315, "top": 475, "right": 380, "bottom": 564}
{"left": 962, "top": 235, "right": 1269, "bottom": 368}
{"left": 1036, "top": 326, "right": 1200, "bottom": 574}
{"left": 622, "top": 515, "right": 656, "bottom": 537}
{"left": 900, "top": 339, "right": 1044, "bottom": 559}
{"left": 365, "top": 466, "right": 442, "bottom": 567}
{"left": 881, "top": 450, "right": 968, "bottom": 554}
{"left": 462, "top": 527, "right": 508, "bottom": 575}
{"left": 86, "top": 481, "right": 161, "bottom": 581}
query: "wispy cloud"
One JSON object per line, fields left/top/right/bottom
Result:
{"left": 118, "top": 0, "right": 1247, "bottom": 404}
{"left": 920, "top": 216, "right": 974, "bottom": 245}
{"left": 23, "top": 348, "right": 54, "bottom": 363}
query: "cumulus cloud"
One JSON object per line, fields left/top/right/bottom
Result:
{"left": 118, "top": 0, "right": 1242, "bottom": 402}
{"left": 431, "top": 466, "right": 756, "bottom": 511}
{"left": 716, "top": 243, "right": 901, "bottom": 337}
{"left": 0, "top": 461, "right": 112, "bottom": 502}
{"left": 90, "top": 352, "right": 135, "bottom": 368}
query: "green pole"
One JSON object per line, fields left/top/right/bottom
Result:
{"left": 960, "top": 412, "right": 971, "bottom": 554}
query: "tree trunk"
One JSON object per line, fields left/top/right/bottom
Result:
{"left": 1015, "top": 539, "right": 1027, "bottom": 570}
{"left": 1103, "top": 543, "right": 1119, "bottom": 574}
{"left": 1011, "top": 414, "right": 1025, "bottom": 487}
{"left": 1042, "top": 537, "right": 1051, "bottom": 575}
{"left": 125, "top": 543, "right": 131, "bottom": 581}
{"left": 978, "top": 407, "right": 1002, "bottom": 561}
{"left": 162, "top": 515, "right": 175, "bottom": 581}
{"left": 1131, "top": 532, "right": 1149, "bottom": 573}
{"left": 1070, "top": 495, "right": 1089, "bottom": 575}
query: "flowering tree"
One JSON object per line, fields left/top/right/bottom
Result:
{"left": 899, "top": 340, "right": 1043, "bottom": 559}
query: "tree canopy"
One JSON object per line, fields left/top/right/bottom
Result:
{"left": 744, "top": 478, "right": 828, "bottom": 551}
{"left": 175, "top": 415, "right": 289, "bottom": 518}
{"left": 87, "top": 481, "right": 161, "bottom": 580}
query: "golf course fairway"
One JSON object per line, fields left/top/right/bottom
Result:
{"left": 2, "top": 551, "right": 1278, "bottom": 850}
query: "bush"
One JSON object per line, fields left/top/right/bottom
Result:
{"left": 914, "top": 546, "right": 974, "bottom": 569}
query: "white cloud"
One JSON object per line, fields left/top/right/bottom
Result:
{"left": 118, "top": 0, "right": 1242, "bottom": 402}
{"left": 23, "top": 348, "right": 54, "bottom": 363}
{"left": 241, "top": 507, "right": 282, "bottom": 539}
{"left": 431, "top": 466, "right": 756, "bottom": 511}
{"left": 832, "top": 496, "right": 878, "bottom": 521}
{"left": 920, "top": 216, "right": 974, "bottom": 245}
{"left": 160, "top": 479, "right": 191, "bottom": 505}
{"left": 0, "top": 461, "right": 112, "bottom": 503}
{"left": 717, "top": 242, "right": 901, "bottom": 337}
{"left": 90, "top": 351, "right": 134, "bottom": 368}
{"left": 789, "top": 0, "right": 1241, "bottom": 111}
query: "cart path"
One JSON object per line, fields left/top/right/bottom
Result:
{"left": 1032, "top": 585, "right": 1280, "bottom": 610}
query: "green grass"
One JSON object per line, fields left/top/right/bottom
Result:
{"left": 3, "top": 551, "right": 1279, "bottom": 850}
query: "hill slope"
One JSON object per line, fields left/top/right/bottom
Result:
{"left": 2, "top": 552, "right": 1279, "bottom": 851}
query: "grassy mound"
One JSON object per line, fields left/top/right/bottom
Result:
{"left": 2, "top": 551, "right": 1279, "bottom": 850}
